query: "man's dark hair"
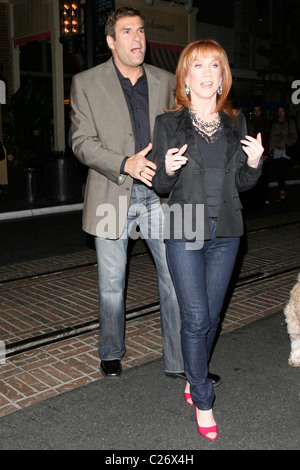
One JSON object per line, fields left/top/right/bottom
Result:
{"left": 105, "top": 7, "right": 145, "bottom": 39}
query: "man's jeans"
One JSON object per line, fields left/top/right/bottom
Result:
{"left": 166, "top": 219, "right": 240, "bottom": 409}
{"left": 94, "top": 184, "right": 184, "bottom": 373}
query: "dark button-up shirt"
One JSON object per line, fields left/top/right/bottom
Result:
{"left": 114, "top": 62, "right": 151, "bottom": 176}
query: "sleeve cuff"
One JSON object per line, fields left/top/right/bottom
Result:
{"left": 120, "top": 156, "right": 129, "bottom": 175}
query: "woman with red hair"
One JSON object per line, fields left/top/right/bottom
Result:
{"left": 151, "top": 39, "right": 264, "bottom": 441}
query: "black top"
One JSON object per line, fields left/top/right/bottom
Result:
{"left": 195, "top": 128, "right": 227, "bottom": 218}
{"left": 114, "top": 62, "right": 151, "bottom": 177}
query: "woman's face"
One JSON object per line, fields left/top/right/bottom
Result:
{"left": 185, "top": 55, "right": 222, "bottom": 103}
{"left": 278, "top": 107, "right": 286, "bottom": 120}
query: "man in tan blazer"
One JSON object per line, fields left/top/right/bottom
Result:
{"left": 70, "top": 7, "right": 186, "bottom": 379}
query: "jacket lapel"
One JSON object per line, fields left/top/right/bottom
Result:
{"left": 144, "top": 65, "right": 160, "bottom": 134}
{"left": 100, "top": 58, "right": 132, "bottom": 124}
{"left": 221, "top": 111, "right": 240, "bottom": 166}
{"left": 186, "top": 138, "right": 202, "bottom": 166}
{"left": 175, "top": 109, "right": 203, "bottom": 167}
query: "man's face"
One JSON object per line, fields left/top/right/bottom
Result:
{"left": 106, "top": 15, "right": 146, "bottom": 70}
{"left": 253, "top": 106, "right": 262, "bottom": 118}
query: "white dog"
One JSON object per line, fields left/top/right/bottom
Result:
{"left": 284, "top": 273, "right": 300, "bottom": 367}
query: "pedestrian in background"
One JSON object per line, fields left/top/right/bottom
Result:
{"left": 269, "top": 104, "right": 297, "bottom": 201}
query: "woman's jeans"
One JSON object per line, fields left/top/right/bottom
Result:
{"left": 94, "top": 184, "right": 184, "bottom": 374}
{"left": 166, "top": 219, "right": 240, "bottom": 410}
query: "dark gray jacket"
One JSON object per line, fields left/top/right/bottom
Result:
{"left": 151, "top": 108, "right": 262, "bottom": 241}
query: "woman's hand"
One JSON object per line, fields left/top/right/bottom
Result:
{"left": 165, "top": 144, "right": 188, "bottom": 176}
{"left": 241, "top": 133, "right": 264, "bottom": 168}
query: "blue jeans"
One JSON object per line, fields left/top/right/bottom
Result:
{"left": 166, "top": 219, "right": 240, "bottom": 410}
{"left": 94, "top": 184, "right": 184, "bottom": 373}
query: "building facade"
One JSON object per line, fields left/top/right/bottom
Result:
{"left": 0, "top": 0, "right": 299, "bottom": 193}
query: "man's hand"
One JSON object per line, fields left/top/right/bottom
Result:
{"left": 124, "top": 143, "right": 156, "bottom": 187}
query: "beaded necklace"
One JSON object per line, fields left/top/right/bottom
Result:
{"left": 189, "top": 109, "right": 221, "bottom": 135}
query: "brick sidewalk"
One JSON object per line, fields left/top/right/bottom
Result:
{"left": 1, "top": 215, "right": 300, "bottom": 418}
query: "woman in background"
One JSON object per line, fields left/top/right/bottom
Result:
{"left": 269, "top": 104, "right": 297, "bottom": 201}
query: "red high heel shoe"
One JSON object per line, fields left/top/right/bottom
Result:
{"left": 194, "top": 405, "right": 218, "bottom": 441}
{"left": 184, "top": 382, "right": 193, "bottom": 406}
{"left": 184, "top": 391, "right": 193, "bottom": 406}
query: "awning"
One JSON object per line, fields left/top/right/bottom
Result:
{"left": 14, "top": 31, "right": 51, "bottom": 48}
{"left": 148, "top": 42, "right": 184, "bottom": 73}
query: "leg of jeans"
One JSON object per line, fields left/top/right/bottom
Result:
{"left": 134, "top": 186, "right": 184, "bottom": 373}
{"left": 94, "top": 236, "right": 128, "bottom": 361}
{"left": 146, "top": 238, "right": 184, "bottom": 372}
{"left": 204, "top": 223, "right": 240, "bottom": 358}
{"left": 166, "top": 222, "right": 240, "bottom": 410}
{"left": 166, "top": 240, "right": 214, "bottom": 410}
{"left": 94, "top": 185, "right": 148, "bottom": 360}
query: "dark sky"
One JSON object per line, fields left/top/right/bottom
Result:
{"left": 194, "top": 0, "right": 234, "bottom": 27}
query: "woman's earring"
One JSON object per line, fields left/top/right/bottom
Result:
{"left": 217, "top": 84, "right": 223, "bottom": 95}
{"left": 185, "top": 84, "right": 190, "bottom": 95}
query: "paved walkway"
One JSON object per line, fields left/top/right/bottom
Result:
{"left": 1, "top": 310, "right": 299, "bottom": 450}
{"left": 1, "top": 184, "right": 300, "bottom": 420}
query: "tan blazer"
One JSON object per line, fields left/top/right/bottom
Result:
{"left": 70, "top": 58, "right": 175, "bottom": 238}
